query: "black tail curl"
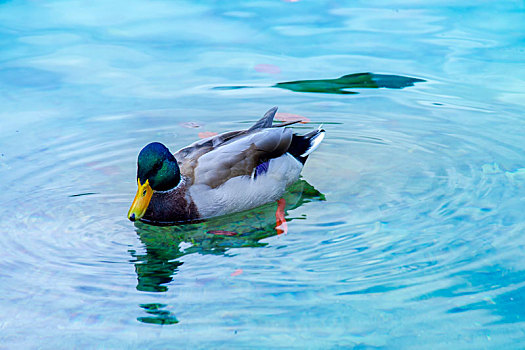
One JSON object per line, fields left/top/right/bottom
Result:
{"left": 288, "top": 128, "right": 325, "bottom": 164}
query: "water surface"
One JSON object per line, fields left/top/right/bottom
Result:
{"left": 1, "top": 0, "right": 524, "bottom": 348}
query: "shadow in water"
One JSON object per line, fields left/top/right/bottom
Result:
{"left": 214, "top": 72, "right": 424, "bottom": 95}
{"left": 137, "top": 303, "right": 179, "bottom": 325}
{"left": 129, "top": 179, "right": 325, "bottom": 324}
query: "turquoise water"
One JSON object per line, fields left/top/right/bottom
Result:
{"left": 1, "top": 0, "right": 524, "bottom": 348}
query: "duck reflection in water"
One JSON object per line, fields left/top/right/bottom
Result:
{"left": 129, "top": 179, "right": 325, "bottom": 324}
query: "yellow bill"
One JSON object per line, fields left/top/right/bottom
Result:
{"left": 128, "top": 179, "right": 153, "bottom": 221}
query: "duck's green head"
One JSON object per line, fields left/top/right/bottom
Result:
{"left": 128, "top": 142, "right": 180, "bottom": 222}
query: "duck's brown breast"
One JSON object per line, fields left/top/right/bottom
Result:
{"left": 141, "top": 181, "right": 200, "bottom": 224}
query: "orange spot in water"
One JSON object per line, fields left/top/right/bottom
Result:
{"left": 275, "top": 198, "right": 287, "bottom": 235}
{"left": 254, "top": 64, "right": 281, "bottom": 75}
{"left": 231, "top": 269, "right": 243, "bottom": 277}
{"left": 198, "top": 131, "right": 218, "bottom": 139}
{"left": 275, "top": 112, "right": 310, "bottom": 124}
{"left": 208, "top": 230, "right": 238, "bottom": 236}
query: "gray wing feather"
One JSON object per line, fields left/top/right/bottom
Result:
{"left": 248, "top": 107, "right": 278, "bottom": 131}
{"left": 175, "top": 106, "right": 279, "bottom": 163}
{"left": 193, "top": 127, "right": 293, "bottom": 188}
{"left": 175, "top": 130, "right": 245, "bottom": 161}
{"left": 173, "top": 106, "right": 290, "bottom": 187}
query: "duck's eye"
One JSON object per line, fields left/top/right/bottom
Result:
{"left": 142, "top": 189, "right": 147, "bottom": 197}
{"left": 153, "top": 162, "right": 162, "bottom": 172}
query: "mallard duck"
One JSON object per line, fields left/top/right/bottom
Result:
{"left": 128, "top": 107, "right": 325, "bottom": 225}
